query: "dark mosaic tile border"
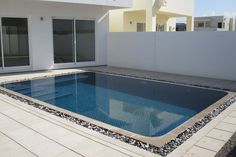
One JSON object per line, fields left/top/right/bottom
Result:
{"left": 89, "top": 70, "right": 236, "bottom": 92}
{"left": 0, "top": 71, "right": 236, "bottom": 156}
{"left": 0, "top": 71, "right": 79, "bottom": 85}
{"left": 216, "top": 132, "right": 236, "bottom": 157}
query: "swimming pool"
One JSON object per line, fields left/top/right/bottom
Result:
{"left": 2, "top": 72, "right": 227, "bottom": 137}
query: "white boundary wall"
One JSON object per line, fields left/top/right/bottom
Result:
{"left": 107, "top": 32, "right": 236, "bottom": 81}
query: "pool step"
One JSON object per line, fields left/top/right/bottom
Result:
{"left": 20, "top": 89, "right": 47, "bottom": 95}
{"left": 37, "top": 92, "right": 73, "bottom": 102}
{"left": 56, "top": 74, "right": 89, "bottom": 82}
{"left": 11, "top": 85, "right": 31, "bottom": 92}
{"left": 54, "top": 75, "right": 90, "bottom": 87}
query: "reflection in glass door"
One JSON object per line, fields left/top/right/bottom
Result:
{"left": 1, "top": 18, "right": 30, "bottom": 67}
{"left": 53, "top": 19, "right": 74, "bottom": 63}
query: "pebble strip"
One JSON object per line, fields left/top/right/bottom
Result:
{"left": 0, "top": 71, "right": 235, "bottom": 156}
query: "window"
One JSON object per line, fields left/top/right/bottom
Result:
{"left": 218, "top": 22, "right": 223, "bottom": 28}
{"left": 198, "top": 22, "right": 204, "bottom": 27}
{"left": 1, "top": 18, "right": 29, "bottom": 67}
{"left": 137, "top": 23, "right": 146, "bottom": 32}
{"left": 53, "top": 19, "right": 95, "bottom": 64}
{"left": 156, "top": 24, "right": 165, "bottom": 32}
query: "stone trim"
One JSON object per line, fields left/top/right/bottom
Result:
{"left": 216, "top": 132, "right": 236, "bottom": 157}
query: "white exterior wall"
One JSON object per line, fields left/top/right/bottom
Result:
{"left": 0, "top": 0, "right": 114, "bottom": 72}
{"left": 108, "top": 33, "right": 156, "bottom": 70}
{"left": 107, "top": 32, "right": 236, "bottom": 81}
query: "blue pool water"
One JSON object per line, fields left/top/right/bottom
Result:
{"left": 2, "top": 72, "right": 227, "bottom": 137}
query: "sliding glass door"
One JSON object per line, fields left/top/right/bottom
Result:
{"left": 0, "top": 30, "right": 2, "bottom": 67}
{"left": 53, "top": 19, "right": 74, "bottom": 63}
{"left": 53, "top": 18, "right": 95, "bottom": 64}
{"left": 76, "top": 20, "right": 95, "bottom": 62}
{"left": 1, "top": 18, "right": 29, "bottom": 67}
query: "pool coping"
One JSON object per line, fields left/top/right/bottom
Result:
{"left": 215, "top": 132, "right": 236, "bottom": 157}
{"left": 0, "top": 70, "right": 235, "bottom": 156}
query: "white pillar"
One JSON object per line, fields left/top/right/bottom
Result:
{"left": 187, "top": 16, "right": 194, "bottom": 31}
{"left": 146, "top": 9, "right": 157, "bottom": 32}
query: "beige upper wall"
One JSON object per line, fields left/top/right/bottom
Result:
{"left": 124, "top": 11, "right": 146, "bottom": 32}
{"left": 109, "top": 0, "right": 195, "bottom": 32}
{"left": 124, "top": 0, "right": 153, "bottom": 11}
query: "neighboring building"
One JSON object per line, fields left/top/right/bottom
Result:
{"left": 194, "top": 16, "right": 236, "bottom": 31}
{"left": 0, "top": 0, "right": 131, "bottom": 73}
{"left": 109, "top": 0, "right": 195, "bottom": 32}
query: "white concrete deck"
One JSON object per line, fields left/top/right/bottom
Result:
{"left": 0, "top": 93, "right": 155, "bottom": 157}
{"left": 0, "top": 67, "right": 235, "bottom": 157}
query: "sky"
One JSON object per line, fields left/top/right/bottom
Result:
{"left": 195, "top": 0, "right": 236, "bottom": 17}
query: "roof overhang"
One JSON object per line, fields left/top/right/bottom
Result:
{"left": 40, "top": 0, "right": 132, "bottom": 8}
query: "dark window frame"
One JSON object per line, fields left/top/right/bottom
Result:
{"left": 198, "top": 22, "right": 204, "bottom": 28}
{"left": 218, "top": 22, "right": 223, "bottom": 28}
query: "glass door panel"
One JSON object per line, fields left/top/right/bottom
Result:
{"left": 76, "top": 20, "right": 95, "bottom": 62}
{"left": 0, "top": 30, "right": 2, "bottom": 67}
{"left": 2, "top": 18, "right": 29, "bottom": 67}
{"left": 53, "top": 19, "right": 74, "bottom": 63}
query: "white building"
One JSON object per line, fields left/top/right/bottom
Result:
{"left": 194, "top": 16, "right": 236, "bottom": 31}
{"left": 0, "top": 0, "right": 131, "bottom": 73}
